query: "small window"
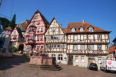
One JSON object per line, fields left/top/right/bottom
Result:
{"left": 33, "top": 45, "right": 36, "bottom": 50}
{"left": 41, "top": 36, "right": 43, "bottom": 41}
{"left": 90, "top": 35, "right": 93, "bottom": 40}
{"left": 98, "top": 45, "right": 101, "bottom": 51}
{"left": 41, "top": 28, "right": 43, "bottom": 32}
{"left": 98, "top": 57, "right": 102, "bottom": 64}
{"left": 41, "top": 46, "right": 43, "bottom": 50}
{"left": 54, "top": 44, "right": 56, "bottom": 48}
{"left": 58, "top": 54, "right": 62, "bottom": 60}
{"left": 52, "top": 54, "right": 55, "bottom": 58}
{"left": 37, "top": 21, "right": 40, "bottom": 25}
{"left": 81, "top": 35, "right": 84, "bottom": 40}
{"left": 74, "top": 35, "right": 77, "bottom": 40}
{"left": 80, "top": 27, "right": 83, "bottom": 32}
{"left": 57, "top": 44, "right": 60, "bottom": 48}
{"left": 64, "top": 44, "right": 66, "bottom": 48}
{"left": 37, "top": 36, "right": 39, "bottom": 41}
{"left": 60, "top": 44, "right": 63, "bottom": 48}
{"left": 81, "top": 56, "right": 85, "bottom": 62}
{"left": 49, "top": 28, "right": 52, "bottom": 31}
{"left": 75, "top": 56, "right": 78, "bottom": 62}
{"left": 54, "top": 22, "right": 56, "bottom": 25}
{"left": 51, "top": 44, "right": 53, "bottom": 48}
{"left": 89, "top": 26, "right": 93, "bottom": 32}
{"left": 34, "top": 15, "right": 38, "bottom": 19}
{"left": 32, "top": 22, "right": 35, "bottom": 25}
{"left": 46, "top": 36, "right": 49, "bottom": 40}
{"left": 59, "top": 35, "right": 62, "bottom": 39}
{"left": 51, "top": 36, "right": 53, "bottom": 39}
{"left": 56, "top": 28, "right": 58, "bottom": 31}
{"left": 90, "top": 45, "right": 93, "bottom": 50}
{"left": 37, "top": 46, "right": 39, "bottom": 50}
{"left": 46, "top": 44, "right": 50, "bottom": 48}
{"left": 74, "top": 45, "right": 77, "bottom": 50}
{"left": 71, "top": 27, "right": 75, "bottom": 32}
{"left": 81, "top": 45, "right": 84, "bottom": 50}
{"left": 98, "top": 35, "right": 101, "bottom": 40}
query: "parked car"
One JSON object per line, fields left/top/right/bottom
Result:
{"left": 87, "top": 63, "right": 98, "bottom": 71}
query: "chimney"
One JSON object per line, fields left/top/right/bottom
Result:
{"left": 83, "top": 19, "right": 84, "bottom": 23}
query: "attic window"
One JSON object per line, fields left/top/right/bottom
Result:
{"left": 54, "top": 22, "right": 56, "bottom": 25}
{"left": 71, "top": 27, "right": 75, "bottom": 32}
{"left": 89, "top": 26, "right": 93, "bottom": 32}
{"left": 80, "top": 27, "right": 83, "bottom": 32}
{"left": 32, "top": 22, "right": 35, "bottom": 25}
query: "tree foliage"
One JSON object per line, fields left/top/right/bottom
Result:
{"left": 10, "top": 14, "right": 16, "bottom": 30}
{"left": 1, "top": 17, "right": 10, "bottom": 29}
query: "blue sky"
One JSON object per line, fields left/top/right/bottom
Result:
{"left": 0, "top": 0, "right": 116, "bottom": 46}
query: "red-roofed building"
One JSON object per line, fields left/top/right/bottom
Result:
{"left": 2, "top": 26, "right": 12, "bottom": 37}
{"left": 107, "top": 44, "right": 116, "bottom": 60}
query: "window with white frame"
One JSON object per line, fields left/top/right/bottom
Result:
{"left": 54, "top": 22, "right": 57, "bottom": 25}
{"left": 98, "top": 57, "right": 102, "bottom": 63}
{"left": 41, "top": 28, "right": 43, "bottom": 32}
{"left": 98, "top": 35, "right": 101, "bottom": 40}
{"left": 56, "top": 28, "right": 58, "bottom": 31}
{"left": 74, "top": 45, "right": 77, "bottom": 50}
{"left": 52, "top": 54, "right": 55, "bottom": 58}
{"left": 58, "top": 54, "right": 62, "bottom": 60}
{"left": 37, "top": 21, "right": 40, "bottom": 25}
{"left": 80, "top": 27, "right": 83, "bottom": 32}
{"left": 74, "top": 35, "right": 77, "bottom": 40}
{"left": 98, "top": 45, "right": 101, "bottom": 51}
{"left": 90, "top": 45, "right": 93, "bottom": 50}
{"left": 81, "top": 45, "right": 84, "bottom": 50}
{"left": 75, "top": 56, "right": 79, "bottom": 62}
{"left": 41, "top": 36, "right": 43, "bottom": 41}
{"left": 59, "top": 35, "right": 62, "bottom": 39}
{"left": 49, "top": 28, "right": 51, "bottom": 31}
{"left": 32, "top": 22, "right": 35, "bottom": 25}
{"left": 46, "top": 36, "right": 49, "bottom": 40}
{"left": 90, "top": 35, "right": 93, "bottom": 40}
{"left": 71, "top": 27, "right": 75, "bottom": 32}
{"left": 60, "top": 44, "right": 63, "bottom": 48}
{"left": 89, "top": 26, "right": 93, "bottom": 32}
{"left": 64, "top": 44, "right": 66, "bottom": 48}
{"left": 81, "top": 56, "right": 85, "bottom": 62}
{"left": 46, "top": 44, "right": 50, "bottom": 48}
{"left": 81, "top": 35, "right": 84, "bottom": 40}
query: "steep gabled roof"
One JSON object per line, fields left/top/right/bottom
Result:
{"left": 4, "top": 26, "right": 12, "bottom": 31}
{"left": 26, "top": 10, "right": 49, "bottom": 29}
{"left": 16, "top": 27, "right": 23, "bottom": 38}
{"left": 61, "top": 28, "right": 67, "bottom": 33}
{"left": 67, "top": 21, "right": 111, "bottom": 33}
{"left": 108, "top": 44, "right": 115, "bottom": 53}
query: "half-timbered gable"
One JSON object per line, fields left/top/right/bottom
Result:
{"left": 45, "top": 17, "right": 67, "bottom": 64}
{"left": 25, "top": 10, "right": 49, "bottom": 53}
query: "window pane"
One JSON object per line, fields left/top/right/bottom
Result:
{"left": 82, "top": 45, "right": 84, "bottom": 50}
{"left": 81, "top": 35, "right": 83, "bottom": 40}
{"left": 81, "top": 56, "right": 84, "bottom": 62}
{"left": 74, "top": 35, "right": 77, "bottom": 40}
{"left": 91, "top": 35, "right": 93, "bottom": 39}
{"left": 98, "top": 57, "right": 102, "bottom": 63}
{"left": 90, "top": 45, "right": 93, "bottom": 50}
{"left": 74, "top": 45, "right": 77, "bottom": 50}
{"left": 75, "top": 56, "right": 78, "bottom": 62}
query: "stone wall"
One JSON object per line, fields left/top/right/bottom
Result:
{"left": 30, "top": 56, "right": 56, "bottom": 65}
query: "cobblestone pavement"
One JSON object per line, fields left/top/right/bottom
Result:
{"left": 0, "top": 53, "right": 116, "bottom": 77}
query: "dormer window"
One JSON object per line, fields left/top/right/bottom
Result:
{"left": 80, "top": 27, "right": 83, "bottom": 32}
{"left": 89, "top": 26, "right": 93, "bottom": 32}
{"left": 71, "top": 27, "right": 75, "bottom": 32}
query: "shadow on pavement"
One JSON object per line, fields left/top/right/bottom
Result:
{"left": 0, "top": 54, "right": 30, "bottom": 70}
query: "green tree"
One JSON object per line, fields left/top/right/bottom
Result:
{"left": 1, "top": 17, "right": 10, "bottom": 29}
{"left": 10, "top": 14, "right": 16, "bottom": 29}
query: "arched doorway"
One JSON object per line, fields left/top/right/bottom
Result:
{"left": 18, "top": 44, "right": 24, "bottom": 51}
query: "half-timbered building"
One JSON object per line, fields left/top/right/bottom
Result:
{"left": 45, "top": 18, "right": 67, "bottom": 64}
{"left": 25, "top": 10, "right": 49, "bottom": 54}
{"left": 66, "top": 20, "right": 111, "bottom": 69}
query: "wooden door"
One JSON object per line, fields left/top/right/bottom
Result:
{"left": 68, "top": 55, "right": 73, "bottom": 65}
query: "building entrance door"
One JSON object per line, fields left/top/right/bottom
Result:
{"left": 68, "top": 55, "right": 73, "bottom": 65}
